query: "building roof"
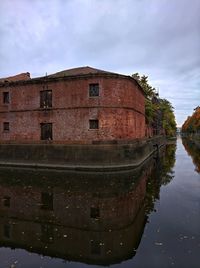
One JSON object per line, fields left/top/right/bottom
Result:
{"left": 0, "top": 66, "right": 145, "bottom": 95}
{"left": 47, "top": 66, "right": 117, "bottom": 78}
{"left": 0, "top": 72, "right": 30, "bottom": 83}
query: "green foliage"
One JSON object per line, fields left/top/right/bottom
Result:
{"left": 159, "top": 99, "right": 177, "bottom": 136}
{"left": 145, "top": 99, "right": 156, "bottom": 123}
{"left": 132, "top": 73, "right": 177, "bottom": 136}
{"left": 132, "top": 73, "right": 157, "bottom": 98}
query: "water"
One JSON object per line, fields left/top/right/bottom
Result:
{"left": 0, "top": 138, "right": 199, "bottom": 268}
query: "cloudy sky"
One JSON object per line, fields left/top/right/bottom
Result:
{"left": 0, "top": 0, "right": 199, "bottom": 126}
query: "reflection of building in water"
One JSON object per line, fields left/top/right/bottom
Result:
{"left": 0, "top": 153, "right": 167, "bottom": 265}
{"left": 182, "top": 138, "right": 200, "bottom": 173}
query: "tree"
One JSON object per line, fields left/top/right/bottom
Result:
{"left": 159, "top": 99, "right": 176, "bottom": 136}
{"left": 182, "top": 107, "right": 200, "bottom": 134}
{"left": 132, "top": 73, "right": 176, "bottom": 136}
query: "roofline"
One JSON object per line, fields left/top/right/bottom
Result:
{"left": 0, "top": 72, "right": 145, "bottom": 95}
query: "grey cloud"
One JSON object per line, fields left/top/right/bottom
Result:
{"left": 0, "top": 0, "right": 199, "bottom": 126}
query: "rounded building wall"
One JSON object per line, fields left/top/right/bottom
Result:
{"left": 0, "top": 75, "right": 145, "bottom": 143}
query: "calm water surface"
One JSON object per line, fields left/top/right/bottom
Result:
{"left": 0, "top": 138, "right": 199, "bottom": 268}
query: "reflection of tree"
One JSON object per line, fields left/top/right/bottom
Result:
{"left": 160, "top": 143, "right": 176, "bottom": 185}
{"left": 182, "top": 138, "right": 200, "bottom": 173}
{"left": 145, "top": 143, "right": 176, "bottom": 215}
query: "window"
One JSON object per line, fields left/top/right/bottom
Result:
{"left": 40, "top": 224, "right": 54, "bottom": 243}
{"left": 89, "top": 83, "right": 99, "bottom": 97}
{"left": 3, "top": 196, "right": 10, "bottom": 207}
{"left": 40, "top": 90, "right": 52, "bottom": 108}
{"left": 3, "top": 92, "right": 9, "bottom": 104}
{"left": 3, "top": 122, "right": 9, "bottom": 131}
{"left": 41, "top": 192, "right": 53, "bottom": 210}
{"left": 41, "top": 123, "right": 52, "bottom": 140}
{"left": 89, "top": 119, "right": 99, "bottom": 129}
{"left": 4, "top": 224, "right": 11, "bottom": 239}
{"left": 90, "top": 240, "right": 101, "bottom": 255}
{"left": 90, "top": 207, "right": 100, "bottom": 219}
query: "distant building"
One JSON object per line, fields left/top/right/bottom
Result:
{"left": 0, "top": 67, "right": 145, "bottom": 143}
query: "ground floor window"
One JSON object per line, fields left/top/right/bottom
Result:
{"left": 3, "top": 224, "right": 11, "bottom": 239}
{"left": 40, "top": 192, "right": 53, "bottom": 210}
{"left": 3, "top": 196, "right": 10, "bottom": 207}
{"left": 3, "top": 122, "right": 9, "bottom": 131}
{"left": 90, "top": 240, "right": 101, "bottom": 255}
{"left": 40, "top": 224, "right": 54, "bottom": 243}
{"left": 40, "top": 123, "right": 52, "bottom": 140}
{"left": 90, "top": 207, "right": 100, "bottom": 219}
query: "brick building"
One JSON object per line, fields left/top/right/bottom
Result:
{"left": 0, "top": 67, "right": 145, "bottom": 144}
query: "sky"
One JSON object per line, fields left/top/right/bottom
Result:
{"left": 0, "top": 0, "right": 199, "bottom": 127}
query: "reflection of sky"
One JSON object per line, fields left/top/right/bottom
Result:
{"left": 0, "top": 0, "right": 200, "bottom": 126}
{"left": 122, "top": 139, "right": 200, "bottom": 268}
{"left": 0, "top": 248, "right": 97, "bottom": 268}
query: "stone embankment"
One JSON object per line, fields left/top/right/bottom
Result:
{"left": 0, "top": 136, "right": 165, "bottom": 171}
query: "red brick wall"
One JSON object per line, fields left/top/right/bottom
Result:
{"left": 0, "top": 76, "right": 145, "bottom": 143}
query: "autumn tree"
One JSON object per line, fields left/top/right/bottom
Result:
{"left": 182, "top": 106, "right": 200, "bottom": 134}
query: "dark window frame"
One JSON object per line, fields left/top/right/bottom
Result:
{"left": 40, "top": 224, "right": 54, "bottom": 243}
{"left": 89, "top": 83, "right": 99, "bottom": 97}
{"left": 3, "top": 122, "right": 9, "bottom": 131}
{"left": 90, "top": 240, "right": 101, "bottom": 255}
{"left": 40, "top": 123, "right": 53, "bottom": 140}
{"left": 89, "top": 119, "right": 99, "bottom": 130}
{"left": 3, "top": 92, "right": 9, "bottom": 104}
{"left": 4, "top": 224, "right": 11, "bottom": 239}
{"left": 40, "top": 90, "right": 52, "bottom": 108}
{"left": 3, "top": 196, "right": 11, "bottom": 207}
{"left": 40, "top": 192, "right": 54, "bottom": 210}
{"left": 90, "top": 207, "right": 100, "bottom": 219}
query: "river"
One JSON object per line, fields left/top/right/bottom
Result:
{"left": 0, "top": 137, "right": 199, "bottom": 268}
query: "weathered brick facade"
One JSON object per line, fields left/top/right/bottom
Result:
{"left": 0, "top": 67, "right": 145, "bottom": 143}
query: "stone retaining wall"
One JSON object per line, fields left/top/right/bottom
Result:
{"left": 0, "top": 136, "right": 165, "bottom": 170}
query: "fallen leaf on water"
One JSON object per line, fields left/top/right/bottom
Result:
{"left": 155, "top": 242, "right": 163, "bottom": 246}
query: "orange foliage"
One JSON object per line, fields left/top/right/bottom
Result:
{"left": 182, "top": 107, "right": 200, "bottom": 133}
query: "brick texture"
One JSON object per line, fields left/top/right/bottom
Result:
{"left": 0, "top": 70, "right": 145, "bottom": 143}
